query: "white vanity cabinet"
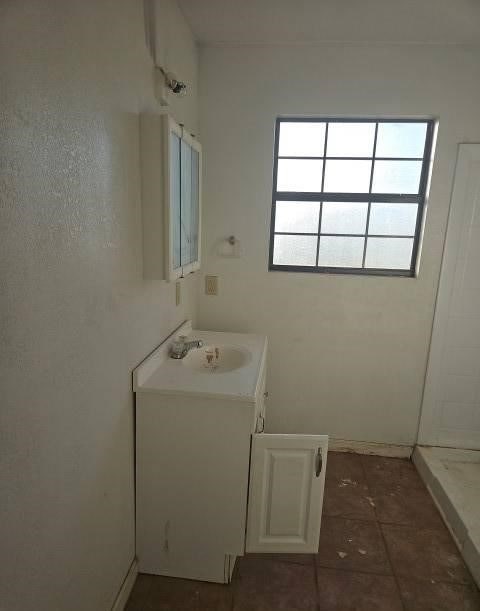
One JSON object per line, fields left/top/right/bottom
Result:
{"left": 134, "top": 323, "right": 328, "bottom": 583}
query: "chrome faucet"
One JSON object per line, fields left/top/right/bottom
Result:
{"left": 170, "top": 335, "right": 204, "bottom": 359}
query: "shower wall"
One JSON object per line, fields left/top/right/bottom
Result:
{"left": 418, "top": 144, "right": 480, "bottom": 450}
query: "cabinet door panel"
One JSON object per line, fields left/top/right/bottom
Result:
{"left": 246, "top": 433, "right": 328, "bottom": 553}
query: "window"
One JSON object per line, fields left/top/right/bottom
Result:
{"left": 269, "top": 118, "right": 434, "bottom": 276}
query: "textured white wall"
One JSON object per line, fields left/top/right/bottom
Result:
{"left": 198, "top": 44, "right": 480, "bottom": 446}
{"left": 0, "top": 1, "right": 198, "bottom": 610}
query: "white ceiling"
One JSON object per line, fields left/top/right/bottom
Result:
{"left": 177, "top": 0, "right": 480, "bottom": 45}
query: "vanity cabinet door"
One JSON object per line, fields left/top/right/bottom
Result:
{"left": 246, "top": 434, "right": 328, "bottom": 554}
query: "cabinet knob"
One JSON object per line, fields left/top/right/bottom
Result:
{"left": 263, "top": 391, "right": 269, "bottom": 398}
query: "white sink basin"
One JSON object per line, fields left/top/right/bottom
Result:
{"left": 183, "top": 345, "right": 252, "bottom": 373}
{"left": 133, "top": 324, "right": 266, "bottom": 400}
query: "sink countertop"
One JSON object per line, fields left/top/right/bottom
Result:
{"left": 134, "top": 327, "right": 267, "bottom": 402}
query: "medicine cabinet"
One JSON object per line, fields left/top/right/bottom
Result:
{"left": 140, "top": 113, "right": 202, "bottom": 281}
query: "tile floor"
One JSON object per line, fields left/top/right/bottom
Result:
{"left": 126, "top": 452, "right": 480, "bottom": 611}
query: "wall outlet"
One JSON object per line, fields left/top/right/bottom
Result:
{"left": 175, "top": 281, "right": 181, "bottom": 306}
{"left": 205, "top": 275, "right": 218, "bottom": 296}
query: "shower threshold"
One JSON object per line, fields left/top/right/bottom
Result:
{"left": 414, "top": 445, "right": 480, "bottom": 587}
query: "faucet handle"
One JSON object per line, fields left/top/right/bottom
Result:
{"left": 171, "top": 335, "right": 186, "bottom": 357}
{"left": 175, "top": 335, "right": 187, "bottom": 349}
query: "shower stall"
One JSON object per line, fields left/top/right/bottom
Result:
{"left": 414, "top": 144, "right": 480, "bottom": 586}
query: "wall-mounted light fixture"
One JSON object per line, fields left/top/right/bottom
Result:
{"left": 156, "top": 66, "right": 187, "bottom": 96}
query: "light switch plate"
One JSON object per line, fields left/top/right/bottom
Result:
{"left": 205, "top": 275, "right": 218, "bottom": 296}
{"left": 175, "top": 281, "right": 181, "bottom": 306}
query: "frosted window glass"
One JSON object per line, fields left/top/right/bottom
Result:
{"left": 372, "top": 160, "right": 422, "bottom": 194}
{"left": 277, "top": 159, "right": 323, "bottom": 192}
{"left": 376, "top": 123, "right": 428, "bottom": 158}
{"left": 365, "top": 237, "right": 413, "bottom": 269}
{"left": 275, "top": 201, "right": 320, "bottom": 233}
{"left": 327, "top": 123, "right": 375, "bottom": 157}
{"left": 278, "top": 122, "right": 326, "bottom": 157}
{"left": 317, "top": 236, "right": 364, "bottom": 267}
{"left": 324, "top": 160, "right": 372, "bottom": 193}
{"left": 170, "top": 133, "right": 181, "bottom": 269}
{"left": 321, "top": 202, "right": 368, "bottom": 235}
{"left": 190, "top": 148, "right": 200, "bottom": 263}
{"left": 181, "top": 139, "right": 192, "bottom": 266}
{"left": 369, "top": 203, "right": 418, "bottom": 236}
{"left": 273, "top": 235, "right": 317, "bottom": 266}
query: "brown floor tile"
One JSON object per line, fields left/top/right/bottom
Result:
{"left": 362, "top": 455, "right": 424, "bottom": 489}
{"left": 370, "top": 482, "right": 446, "bottom": 529}
{"left": 125, "top": 573, "right": 156, "bottom": 611}
{"left": 233, "top": 558, "right": 317, "bottom": 610}
{"left": 324, "top": 453, "right": 376, "bottom": 521}
{"left": 398, "top": 576, "right": 480, "bottom": 611}
{"left": 143, "top": 575, "right": 232, "bottom": 611}
{"left": 382, "top": 523, "right": 473, "bottom": 585}
{"left": 327, "top": 452, "right": 366, "bottom": 483}
{"left": 316, "top": 567, "right": 403, "bottom": 611}
{"left": 316, "top": 516, "right": 391, "bottom": 575}
{"left": 323, "top": 477, "right": 376, "bottom": 521}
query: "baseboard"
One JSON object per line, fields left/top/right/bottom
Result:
{"left": 111, "top": 557, "right": 138, "bottom": 611}
{"left": 329, "top": 438, "right": 413, "bottom": 458}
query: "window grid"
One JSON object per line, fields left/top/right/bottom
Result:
{"left": 362, "top": 122, "right": 378, "bottom": 267}
{"left": 277, "top": 156, "right": 425, "bottom": 161}
{"left": 315, "top": 122, "right": 328, "bottom": 266}
{"left": 269, "top": 117, "right": 434, "bottom": 277}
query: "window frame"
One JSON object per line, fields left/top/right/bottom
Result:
{"left": 268, "top": 117, "right": 435, "bottom": 277}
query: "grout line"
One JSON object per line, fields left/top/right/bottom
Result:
{"left": 228, "top": 561, "right": 238, "bottom": 611}
{"left": 392, "top": 575, "right": 479, "bottom": 589}
{"left": 317, "top": 562, "right": 479, "bottom": 589}
{"left": 315, "top": 563, "right": 393, "bottom": 577}
{"left": 359, "top": 458, "right": 408, "bottom": 611}
{"left": 322, "top": 515, "right": 376, "bottom": 525}
{"left": 322, "top": 512, "right": 452, "bottom": 535}
{"left": 234, "top": 554, "right": 314, "bottom": 568}
{"left": 230, "top": 581, "right": 235, "bottom": 611}
{"left": 377, "top": 520, "right": 445, "bottom": 530}
{"left": 312, "top": 556, "right": 321, "bottom": 611}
